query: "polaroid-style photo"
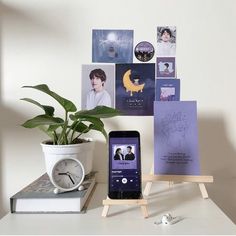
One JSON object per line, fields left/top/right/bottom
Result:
{"left": 81, "top": 64, "right": 115, "bottom": 110}
{"left": 156, "top": 57, "right": 176, "bottom": 78}
{"left": 92, "top": 29, "right": 134, "bottom": 63}
{"left": 112, "top": 144, "right": 137, "bottom": 170}
{"left": 134, "top": 41, "right": 155, "bottom": 62}
{"left": 155, "top": 79, "right": 180, "bottom": 101}
{"left": 116, "top": 63, "right": 155, "bottom": 116}
{"left": 157, "top": 26, "right": 176, "bottom": 56}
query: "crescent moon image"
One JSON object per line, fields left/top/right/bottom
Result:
{"left": 122, "top": 69, "right": 145, "bottom": 96}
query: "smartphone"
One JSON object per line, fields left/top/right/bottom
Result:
{"left": 108, "top": 131, "right": 142, "bottom": 199}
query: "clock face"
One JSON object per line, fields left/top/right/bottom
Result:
{"left": 51, "top": 158, "right": 84, "bottom": 191}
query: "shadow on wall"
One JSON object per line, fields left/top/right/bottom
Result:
{"left": 199, "top": 115, "right": 236, "bottom": 224}
{"left": 0, "top": 1, "right": 3, "bottom": 219}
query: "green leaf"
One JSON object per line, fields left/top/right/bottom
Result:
{"left": 22, "top": 84, "right": 77, "bottom": 112}
{"left": 70, "top": 114, "right": 104, "bottom": 127}
{"left": 74, "top": 106, "right": 121, "bottom": 119}
{"left": 21, "top": 98, "right": 54, "bottom": 116}
{"left": 71, "top": 122, "right": 89, "bottom": 133}
{"left": 22, "top": 115, "right": 64, "bottom": 128}
{"left": 89, "top": 123, "right": 108, "bottom": 140}
{"left": 47, "top": 124, "right": 62, "bottom": 132}
{"left": 39, "top": 125, "right": 55, "bottom": 139}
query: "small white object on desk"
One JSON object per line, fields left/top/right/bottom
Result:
{"left": 78, "top": 185, "right": 85, "bottom": 191}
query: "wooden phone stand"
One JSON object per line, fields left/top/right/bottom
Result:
{"left": 102, "top": 197, "right": 148, "bottom": 218}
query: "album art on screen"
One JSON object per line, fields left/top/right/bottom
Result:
{"left": 154, "top": 101, "right": 200, "bottom": 175}
{"left": 116, "top": 63, "right": 155, "bottom": 116}
{"left": 92, "top": 29, "right": 134, "bottom": 63}
{"left": 81, "top": 64, "right": 115, "bottom": 110}
{"left": 156, "top": 79, "right": 180, "bottom": 101}
{"left": 157, "top": 26, "right": 176, "bottom": 56}
{"left": 112, "top": 144, "right": 137, "bottom": 170}
{"left": 156, "top": 57, "right": 176, "bottom": 78}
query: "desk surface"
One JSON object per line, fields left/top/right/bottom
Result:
{"left": 0, "top": 182, "right": 235, "bottom": 235}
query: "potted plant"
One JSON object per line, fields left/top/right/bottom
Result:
{"left": 21, "top": 84, "right": 120, "bottom": 175}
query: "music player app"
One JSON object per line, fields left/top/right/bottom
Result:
{"left": 109, "top": 137, "right": 141, "bottom": 192}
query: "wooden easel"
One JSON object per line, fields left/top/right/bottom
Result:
{"left": 143, "top": 164, "right": 213, "bottom": 199}
{"left": 102, "top": 197, "right": 148, "bottom": 218}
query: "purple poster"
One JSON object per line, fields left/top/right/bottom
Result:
{"left": 156, "top": 57, "right": 176, "bottom": 78}
{"left": 116, "top": 63, "right": 155, "bottom": 116}
{"left": 154, "top": 101, "right": 200, "bottom": 175}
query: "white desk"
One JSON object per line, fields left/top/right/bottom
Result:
{"left": 0, "top": 182, "right": 235, "bottom": 235}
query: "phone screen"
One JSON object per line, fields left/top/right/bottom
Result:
{"left": 108, "top": 131, "right": 141, "bottom": 199}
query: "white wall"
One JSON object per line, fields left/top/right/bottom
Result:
{"left": 1, "top": 0, "right": 236, "bottom": 223}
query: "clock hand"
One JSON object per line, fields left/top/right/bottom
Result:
{"left": 68, "top": 174, "right": 75, "bottom": 184}
{"left": 58, "top": 173, "right": 67, "bottom": 175}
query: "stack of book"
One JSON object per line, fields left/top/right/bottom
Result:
{"left": 10, "top": 172, "right": 96, "bottom": 213}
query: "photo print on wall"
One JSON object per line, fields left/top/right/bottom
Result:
{"left": 154, "top": 101, "right": 200, "bottom": 175}
{"left": 156, "top": 57, "right": 176, "bottom": 78}
{"left": 92, "top": 29, "right": 134, "bottom": 63}
{"left": 157, "top": 26, "right": 176, "bottom": 56}
{"left": 116, "top": 63, "right": 155, "bottom": 116}
{"left": 134, "top": 41, "right": 155, "bottom": 62}
{"left": 155, "top": 79, "right": 180, "bottom": 101}
{"left": 81, "top": 64, "right": 115, "bottom": 110}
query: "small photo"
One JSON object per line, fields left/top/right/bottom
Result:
{"left": 160, "top": 87, "right": 176, "bottom": 101}
{"left": 92, "top": 29, "right": 134, "bottom": 63}
{"left": 81, "top": 64, "right": 115, "bottom": 110}
{"left": 156, "top": 57, "right": 176, "bottom": 78}
{"left": 112, "top": 145, "right": 137, "bottom": 170}
{"left": 134, "top": 41, "right": 155, "bottom": 62}
{"left": 155, "top": 79, "right": 180, "bottom": 101}
{"left": 157, "top": 26, "right": 176, "bottom": 56}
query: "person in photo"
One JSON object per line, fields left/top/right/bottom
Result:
{"left": 157, "top": 28, "right": 176, "bottom": 56}
{"left": 163, "top": 63, "right": 170, "bottom": 75}
{"left": 114, "top": 148, "right": 124, "bottom": 160}
{"left": 86, "top": 68, "right": 112, "bottom": 109}
{"left": 125, "top": 146, "right": 135, "bottom": 160}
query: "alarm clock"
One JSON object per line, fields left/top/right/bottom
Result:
{"left": 50, "top": 157, "right": 85, "bottom": 193}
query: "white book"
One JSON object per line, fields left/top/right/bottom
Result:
{"left": 10, "top": 173, "right": 96, "bottom": 213}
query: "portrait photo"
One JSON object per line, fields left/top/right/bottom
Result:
{"left": 81, "top": 64, "right": 115, "bottom": 110}
{"left": 157, "top": 26, "right": 176, "bottom": 56}
{"left": 156, "top": 57, "right": 176, "bottom": 78}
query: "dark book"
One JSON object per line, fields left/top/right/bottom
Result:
{"left": 10, "top": 173, "right": 96, "bottom": 213}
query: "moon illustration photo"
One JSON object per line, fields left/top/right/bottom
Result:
{"left": 122, "top": 69, "right": 145, "bottom": 96}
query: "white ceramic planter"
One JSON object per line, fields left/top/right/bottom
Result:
{"left": 41, "top": 138, "right": 95, "bottom": 176}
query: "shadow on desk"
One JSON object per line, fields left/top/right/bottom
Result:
{"left": 199, "top": 115, "right": 236, "bottom": 224}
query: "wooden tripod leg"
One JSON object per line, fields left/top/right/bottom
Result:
{"left": 102, "top": 205, "right": 110, "bottom": 217}
{"left": 199, "top": 183, "right": 209, "bottom": 199}
{"left": 140, "top": 205, "right": 149, "bottom": 218}
{"left": 143, "top": 163, "right": 154, "bottom": 196}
